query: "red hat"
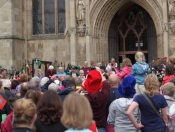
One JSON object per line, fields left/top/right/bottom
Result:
{"left": 84, "top": 70, "right": 103, "bottom": 93}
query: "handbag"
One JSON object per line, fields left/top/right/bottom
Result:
{"left": 142, "top": 93, "right": 169, "bottom": 132}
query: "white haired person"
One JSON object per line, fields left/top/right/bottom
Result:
{"left": 132, "top": 52, "right": 150, "bottom": 95}
{"left": 37, "top": 69, "right": 44, "bottom": 79}
{"left": 48, "top": 83, "right": 60, "bottom": 93}
{"left": 79, "top": 70, "right": 85, "bottom": 81}
{"left": 162, "top": 82, "right": 175, "bottom": 132}
{"left": 46, "top": 65, "right": 56, "bottom": 78}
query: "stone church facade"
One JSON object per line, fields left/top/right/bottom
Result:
{"left": 0, "top": 0, "right": 175, "bottom": 71}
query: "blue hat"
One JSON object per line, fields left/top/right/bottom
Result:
{"left": 118, "top": 76, "right": 136, "bottom": 98}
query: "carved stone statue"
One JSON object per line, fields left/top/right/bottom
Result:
{"left": 170, "top": 22, "right": 175, "bottom": 33}
{"left": 76, "top": 0, "right": 85, "bottom": 25}
{"left": 78, "top": 24, "right": 86, "bottom": 37}
{"left": 163, "top": 21, "right": 168, "bottom": 32}
{"left": 169, "top": 0, "right": 175, "bottom": 15}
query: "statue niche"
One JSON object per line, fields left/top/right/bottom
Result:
{"left": 76, "top": 0, "right": 86, "bottom": 37}
{"left": 169, "top": 0, "right": 175, "bottom": 16}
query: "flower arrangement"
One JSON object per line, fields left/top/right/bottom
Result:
{"left": 149, "top": 57, "right": 168, "bottom": 82}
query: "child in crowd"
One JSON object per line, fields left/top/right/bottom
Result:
{"left": 116, "top": 58, "right": 132, "bottom": 81}
{"left": 132, "top": 51, "right": 150, "bottom": 95}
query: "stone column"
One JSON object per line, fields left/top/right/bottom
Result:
{"left": 69, "top": 0, "right": 77, "bottom": 65}
{"left": 85, "top": 0, "right": 91, "bottom": 65}
{"left": 163, "top": 0, "right": 169, "bottom": 57}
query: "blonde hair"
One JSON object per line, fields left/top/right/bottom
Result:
{"left": 13, "top": 98, "right": 36, "bottom": 125}
{"left": 61, "top": 93, "right": 93, "bottom": 130}
{"left": 162, "top": 82, "right": 175, "bottom": 97}
{"left": 144, "top": 74, "right": 159, "bottom": 96}
{"left": 135, "top": 51, "right": 145, "bottom": 62}
{"left": 122, "top": 58, "right": 132, "bottom": 68}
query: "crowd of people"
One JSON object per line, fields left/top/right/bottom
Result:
{"left": 0, "top": 51, "right": 175, "bottom": 132}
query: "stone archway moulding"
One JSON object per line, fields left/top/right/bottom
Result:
{"left": 89, "top": 0, "right": 163, "bottom": 63}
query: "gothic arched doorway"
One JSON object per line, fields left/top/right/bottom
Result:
{"left": 108, "top": 4, "right": 157, "bottom": 68}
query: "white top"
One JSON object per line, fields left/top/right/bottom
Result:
{"left": 106, "top": 63, "right": 118, "bottom": 71}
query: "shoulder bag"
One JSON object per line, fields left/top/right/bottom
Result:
{"left": 142, "top": 93, "right": 169, "bottom": 132}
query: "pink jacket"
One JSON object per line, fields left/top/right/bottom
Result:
{"left": 1, "top": 111, "right": 13, "bottom": 132}
{"left": 117, "top": 66, "right": 132, "bottom": 80}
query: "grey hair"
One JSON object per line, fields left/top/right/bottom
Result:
{"left": 40, "top": 77, "right": 49, "bottom": 86}
{"left": 48, "top": 83, "right": 59, "bottom": 92}
{"left": 75, "top": 77, "right": 83, "bottom": 86}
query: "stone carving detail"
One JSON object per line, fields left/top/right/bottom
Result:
{"left": 170, "top": 22, "right": 175, "bottom": 33}
{"left": 67, "top": 28, "right": 76, "bottom": 37}
{"left": 77, "top": 24, "right": 86, "bottom": 37}
{"left": 76, "top": 0, "right": 85, "bottom": 25}
{"left": 163, "top": 21, "right": 168, "bottom": 32}
{"left": 169, "top": 0, "right": 175, "bottom": 15}
{"left": 85, "top": 25, "right": 90, "bottom": 36}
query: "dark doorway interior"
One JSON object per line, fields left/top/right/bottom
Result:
{"left": 108, "top": 3, "right": 157, "bottom": 69}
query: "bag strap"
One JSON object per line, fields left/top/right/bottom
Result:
{"left": 142, "top": 93, "right": 165, "bottom": 124}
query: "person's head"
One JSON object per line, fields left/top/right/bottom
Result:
{"left": 118, "top": 76, "right": 136, "bottom": 98}
{"left": 144, "top": 74, "right": 159, "bottom": 96}
{"left": 25, "top": 90, "right": 41, "bottom": 105}
{"left": 165, "top": 64, "right": 175, "bottom": 76}
{"left": 67, "top": 63, "right": 72, "bottom": 70}
{"left": 71, "top": 66, "right": 77, "bottom": 73}
{"left": 40, "top": 77, "right": 49, "bottom": 86}
{"left": 58, "top": 67, "right": 64, "bottom": 73}
{"left": 79, "top": 70, "right": 84, "bottom": 77}
{"left": 135, "top": 51, "right": 145, "bottom": 62}
{"left": 110, "top": 58, "right": 116, "bottom": 65}
{"left": 20, "top": 74, "right": 28, "bottom": 83}
{"left": 48, "top": 65, "right": 54, "bottom": 71}
{"left": 38, "top": 69, "right": 42, "bottom": 74}
{"left": 170, "top": 56, "right": 175, "bottom": 65}
{"left": 1, "top": 68, "right": 7, "bottom": 77}
{"left": 13, "top": 99, "right": 37, "bottom": 128}
{"left": 96, "top": 62, "right": 102, "bottom": 67}
{"left": 58, "top": 74, "right": 65, "bottom": 82}
{"left": 27, "top": 80, "right": 40, "bottom": 91}
{"left": 61, "top": 93, "right": 93, "bottom": 130}
{"left": 170, "top": 78, "right": 175, "bottom": 85}
{"left": 100, "top": 66, "right": 105, "bottom": 73}
{"left": 31, "top": 76, "right": 41, "bottom": 85}
{"left": 108, "top": 74, "right": 119, "bottom": 88}
{"left": 122, "top": 58, "right": 132, "bottom": 68}
{"left": 75, "top": 77, "right": 83, "bottom": 86}
{"left": 11, "top": 80, "right": 20, "bottom": 90}
{"left": 162, "top": 82, "right": 175, "bottom": 97}
{"left": 66, "top": 80, "right": 76, "bottom": 90}
{"left": 3, "top": 79, "right": 11, "bottom": 89}
{"left": 84, "top": 61, "right": 88, "bottom": 67}
{"left": 84, "top": 70, "right": 103, "bottom": 93}
{"left": 37, "top": 90, "right": 62, "bottom": 125}
{"left": 91, "top": 61, "right": 96, "bottom": 67}
{"left": 8, "top": 95, "right": 20, "bottom": 110}
{"left": 48, "top": 83, "right": 59, "bottom": 92}
{"left": 64, "top": 75, "right": 72, "bottom": 81}
{"left": 20, "top": 82, "right": 28, "bottom": 97}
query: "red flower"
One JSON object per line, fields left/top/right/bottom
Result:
{"left": 164, "top": 56, "right": 167, "bottom": 60}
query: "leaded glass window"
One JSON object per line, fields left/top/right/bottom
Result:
{"left": 45, "top": 0, "right": 55, "bottom": 34}
{"left": 33, "top": 0, "right": 42, "bottom": 35}
{"left": 58, "top": 0, "right": 65, "bottom": 33}
{"left": 32, "top": 0, "right": 66, "bottom": 35}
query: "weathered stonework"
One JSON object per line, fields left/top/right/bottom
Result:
{"left": 0, "top": 0, "right": 173, "bottom": 71}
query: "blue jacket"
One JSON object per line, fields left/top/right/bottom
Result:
{"left": 59, "top": 88, "right": 74, "bottom": 101}
{"left": 132, "top": 62, "right": 150, "bottom": 85}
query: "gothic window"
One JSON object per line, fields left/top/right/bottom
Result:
{"left": 32, "top": 0, "right": 66, "bottom": 35}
